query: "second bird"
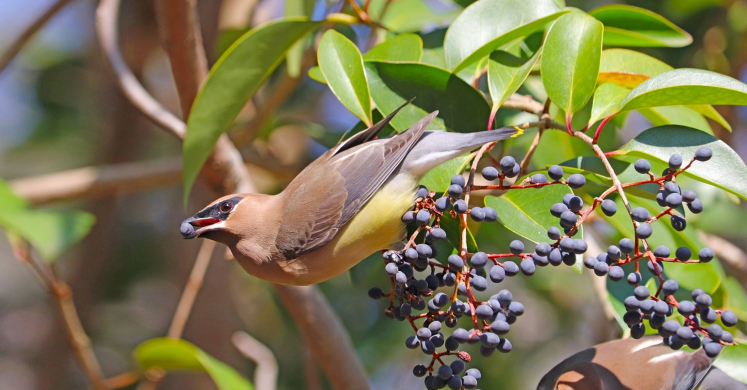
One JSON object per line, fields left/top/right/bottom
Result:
{"left": 180, "top": 102, "right": 520, "bottom": 285}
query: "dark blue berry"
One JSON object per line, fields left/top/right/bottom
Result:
{"left": 601, "top": 199, "right": 617, "bottom": 216}
{"left": 482, "top": 166, "right": 499, "bottom": 181}
{"left": 634, "top": 159, "right": 651, "bottom": 174}
{"left": 567, "top": 174, "right": 586, "bottom": 188}
{"left": 548, "top": 165, "right": 564, "bottom": 180}
{"left": 695, "top": 146, "right": 712, "bottom": 162}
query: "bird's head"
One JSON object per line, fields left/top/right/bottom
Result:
{"left": 180, "top": 194, "right": 246, "bottom": 241}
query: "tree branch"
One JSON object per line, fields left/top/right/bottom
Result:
{"left": 167, "top": 240, "right": 217, "bottom": 338}
{"left": 273, "top": 285, "right": 369, "bottom": 390}
{"left": 95, "top": 0, "right": 186, "bottom": 139}
{"left": 0, "top": 0, "right": 77, "bottom": 73}
{"left": 9, "top": 240, "right": 108, "bottom": 390}
{"left": 231, "top": 331, "right": 279, "bottom": 390}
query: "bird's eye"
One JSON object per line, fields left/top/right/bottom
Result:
{"left": 220, "top": 202, "right": 233, "bottom": 213}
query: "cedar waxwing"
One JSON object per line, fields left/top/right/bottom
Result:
{"left": 537, "top": 337, "right": 746, "bottom": 390}
{"left": 180, "top": 104, "right": 520, "bottom": 285}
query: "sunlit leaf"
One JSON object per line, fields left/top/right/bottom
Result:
{"left": 589, "top": 82, "right": 629, "bottom": 125}
{"left": 487, "top": 34, "right": 543, "bottom": 112}
{"left": 364, "top": 61, "right": 491, "bottom": 132}
{"left": 318, "top": 30, "right": 372, "bottom": 126}
{"left": 444, "top": 0, "right": 565, "bottom": 72}
{"left": 619, "top": 69, "right": 747, "bottom": 112}
{"left": 541, "top": 11, "right": 603, "bottom": 115}
{"left": 589, "top": 5, "right": 692, "bottom": 48}
{"left": 363, "top": 34, "right": 423, "bottom": 62}
{"left": 183, "top": 19, "right": 320, "bottom": 202}
{"left": 136, "top": 338, "right": 252, "bottom": 390}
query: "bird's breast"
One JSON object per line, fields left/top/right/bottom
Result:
{"left": 238, "top": 174, "right": 417, "bottom": 285}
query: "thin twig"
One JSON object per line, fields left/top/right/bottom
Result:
{"left": 231, "top": 331, "right": 279, "bottom": 390}
{"left": 167, "top": 240, "right": 217, "bottom": 338}
{"left": 274, "top": 285, "right": 369, "bottom": 390}
{"left": 9, "top": 241, "right": 108, "bottom": 390}
{"left": 0, "top": 0, "right": 77, "bottom": 73}
{"left": 95, "top": 0, "right": 186, "bottom": 139}
{"left": 518, "top": 128, "right": 542, "bottom": 176}
{"left": 501, "top": 93, "right": 545, "bottom": 115}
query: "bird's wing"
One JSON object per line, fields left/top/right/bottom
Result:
{"left": 275, "top": 111, "right": 437, "bottom": 259}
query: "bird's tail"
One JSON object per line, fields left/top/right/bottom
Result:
{"left": 400, "top": 126, "right": 523, "bottom": 177}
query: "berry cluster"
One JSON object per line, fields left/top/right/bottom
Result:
{"left": 369, "top": 146, "right": 740, "bottom": 388}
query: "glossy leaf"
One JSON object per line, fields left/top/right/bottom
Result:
{"left": 136, "top": 338, "right": 252, "bottom": 390}
{"left": 285, "top": 0, "right": 316, "bottom": 77}
{"left": 363, "top": 34, "right": 423, "bottom": 62}
{"left": 308, "top": 66, "right": 325, "bottom": 83}
{"left": 598, "top": 50, "right": 730, "bottom": 130}
{"left": 616, "top": 125, "right": 747, "bottom": 200}
{"left": 619, "top": 69, "right": 747, "bottom": 112}
{"left": 364, "top": 61, "right": 491, "bottom": 132}
{"left": 589, "top": 82, "right": 629, "bottom": 125}
{"left": 420, "top": 154, "right": 471, "bottom": 193}
{"left": 0, "top": 180, "right": 95, "bottom": 262}
{"left": 485, "top": 182, "right": 575, "bottom": 244}
{"left": 318, "top": 30, "right": 372, "bottom": 126}
{"left": 444, "top": 0, "right": 564, "bottom": 72}
{"left": 589, "top": 5, "right": 692, "bottom": 48}
{"left": 368, "top": 0, "right": 459, "bottom": 33}
{"left": 487, "top": 35, "right": 543, "bottom": 112}
{"left": 541, "top": 11, "right": 603, "bottom": 115}
{"left": 638, "top": 106, "right": 712, "bottom": 135}
{"left": 715, "top": 342, "right": 747, "bottom": 384}
{"left": 183, "top": 19, "right": 320, "bottom": 202}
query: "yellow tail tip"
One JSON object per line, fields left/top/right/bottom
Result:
{"left": 511, "top": 127, "right": 524, "bottom": 138}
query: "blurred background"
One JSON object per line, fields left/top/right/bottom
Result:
{"left": 1, "top": 0, "right": 747, "bottom": 389}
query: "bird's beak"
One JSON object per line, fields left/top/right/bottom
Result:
{"left": 180, "top": 216, "right": 223, "bottom": 239}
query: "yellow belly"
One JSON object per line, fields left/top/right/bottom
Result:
{"left": 291, "top": 174, "right": 417, "bottom": 284}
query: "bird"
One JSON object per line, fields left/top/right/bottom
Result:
{"left": 180, "top": 101, "right": 521, "bottom": 285}
{"left": 536, "top": 337, "right": 747, "bottom": 390}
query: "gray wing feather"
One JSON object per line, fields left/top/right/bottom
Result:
{"left": 279, "top": 111, "right": 437, "bottom": 258}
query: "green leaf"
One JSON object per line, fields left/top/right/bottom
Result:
{"left": 541, "top": 11, "right": 603, "bottom": 115}
{"left": 0, "top": 179, "right": 95, "bottom": 262}
{"left": 723, "top": 276, "right": 747, "bottom": 319}
{"left": 715, "top": 342, "right": 747, "bottom": 384}
{"left": 588, "top": 5, "right": 692, "bottom": 48}
{"left": 444, "top": 0, "right": 565, "bottom": 72}
{"left": 420, "top": 154, "right": 471, "bottom": 193}
{"left": 616, "top": 125, "right": 747, "bottom": 201}
{"left": 308, "top": 66, "right": 325, "bottom": 83}
{"left": 285, "top": 0, "right": 316, "bottom": 77}
{"left": 368, "top": 0, "right": 459, "bottom": 33}
{"left": 363, "top": 34, "right": 423, "bottom": 62}
{"left": 318, "top": 30, "right": 372, "bottom": 126}
{"left": 487, "top": 35, "right": 543, "bottom": 111}
{"left": 136, "top": 338, "right": 252, "bottom": 390}
{"left": 364, "top": 61, "right": 491, "bottom": 132}
{"left": 619, "top": 69, "right": 747, "bottom": 112}
{"left": 484, "top": 183, "right": 575, "bottom": 244}
{"left": 638, "top": 106, "right": 712, "bottom": 135}
{"left": 589, "top": 82, "right": 629, "bottom": 125}
{"left": 597, "top": 50, "right": 730, "bottom": 130}
{"left": 599, "top": 48, "right": 672, "bottom": 76}
{"left": 183, "top": 19, "right": 320, "bottom": 203}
